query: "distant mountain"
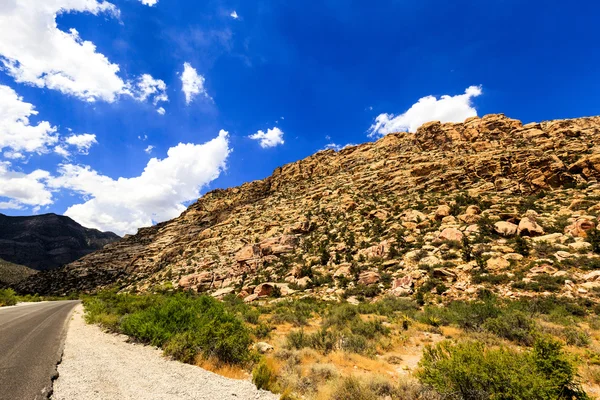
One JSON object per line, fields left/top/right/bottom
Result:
{"left": 0, "top": 213, "right": 120, "bottom": 271}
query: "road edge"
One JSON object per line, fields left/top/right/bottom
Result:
{"left": 45, "top": 301, "right": 80, "bottom": 399}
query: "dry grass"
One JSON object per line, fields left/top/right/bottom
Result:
{"left": 195, "top": 357, "right": 249, "bottom": 380}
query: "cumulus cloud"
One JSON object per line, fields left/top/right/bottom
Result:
{"left": 0, "top": 161, "right": 52, "bottom": 208}
{"left": 54, "top": 145, "right": 70, "bottom": 158}
{"left": 157, "top": 107, "right": 166, "bottom": 115}
{"left": 368, "top": 86, "right": 483, "bottom": 137}
{"left": 249, "top": 127, "right": 285, "bottom": 148}
{"left": 144, "top": 145, "right": 154, "bottom": 154}
{"left": 181, "top": 62, "right": 210, "bottom": 104}
{"left": 0, "top": 0, "right": 168, "bottom": 105}
{"left": 230, "top": 11, "right": 239, "bottom": 19}
{"left": 130, "top": 74, "right": 168, "bottom": 107}
{"left": 64, "top": 133, "right": 98, "bottom": 155}
{"left": 140, "top": 0, "right": 158, "bottom": 6}
{"left": 0, "top": 84, "right": 58, "bottom": 154}
{"left": 48, "top": 130, "right": 231, "bottom": 234}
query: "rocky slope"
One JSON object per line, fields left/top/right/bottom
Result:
{"left": 0, "top": 213, "right": 119, "bottom": 272}
{"left": 18, "top": 114, "right": 600, "bottom": 303}
{"left": 0, "top": 258, "right": 36, "bottom": 287}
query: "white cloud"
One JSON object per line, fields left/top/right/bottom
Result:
{"left": 131, "top": 74, "right": 168, "bottom": 107}
{"left": 144, "top": 145, "right": 154, "bottom": 154}
{"left": 3, "top": 151, "right": 25, "bottom": 160}
{"left": 0, "top": 1, "right": 168, "bottom": 105}
{"left": 65, "top": 133, "right": 97, "bottom": 154}
{"left": 322, "top": 143, "right": 355, "bottom": 152}
{"left": 249, "top": 127, "right": 285, "bottom": 148}
{"left": 230, "top": 11, "right": 239, "bottom": 19}
{"left": 0, "top": 161, "right": 52, "bottom": 208}
{"left": 48, "top": 130, "right": 231, "bottom": 234}
{"left": 54, "top": 145, "right": 70, "bottom": 158}
{"left": 0, "top": 0, "right": 124, "bottom": 102}
{"left": 181, "top": 62, "right": 209, "bottom": 104}
{"left": 0, "top": 84, "right": 58, "bottom": 154}
{"left": 140, "top": 0, "right": 158, "bottom": 6}
{"left": 368, "top": 85, "right": 483, "bottom": 137}
{"left": 157, "top": 107, "right": 166, "bottom": 115}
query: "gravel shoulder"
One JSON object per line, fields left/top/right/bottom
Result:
{"left": 52, "top": 305, "right": 277, "bottom": 400}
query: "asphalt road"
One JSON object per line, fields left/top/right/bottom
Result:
{"left": 0, "top": 300, "right": 79, "bottom": 400}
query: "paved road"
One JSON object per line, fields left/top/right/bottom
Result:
{"left": 0, "top": 301, "right": 79, "bottom": 400}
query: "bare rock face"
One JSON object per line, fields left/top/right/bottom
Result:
{"left": 16, "top": 114, "right": 600, "bottom": 301}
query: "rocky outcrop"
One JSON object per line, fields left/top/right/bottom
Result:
{"left": 16, "top": 114, "right": 600, "bottom": 300}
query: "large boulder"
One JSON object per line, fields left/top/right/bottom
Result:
{"left": 494, "top": 221, "right": 518, "bottom": 237}
{"left": 235, "top": 245, "right": 261, "bottom": 262}
{"left": 435, "top": 205, "right": 451, "bottom": 220}
{"left": 358, "top": 271, "right": 380, "bottom": 285}
{"left": 564, "top": 219, "right": 596, "bottom": 238}
{"left": 438, "top": 227, "right": 464, "bottom": 242}
{"left": 517, "top": 217, "right": 545, "bottom": 236}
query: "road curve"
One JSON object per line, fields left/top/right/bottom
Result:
{"left": 0, "top": 300, "right": 79, "bottom": 400}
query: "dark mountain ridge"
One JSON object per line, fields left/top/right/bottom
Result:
{"left": 0, "top": 213, "right": 120, "bottom": 271}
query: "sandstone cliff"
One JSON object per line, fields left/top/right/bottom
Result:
{"left": 18, "top": 114, "right": 600, "bottom": 302}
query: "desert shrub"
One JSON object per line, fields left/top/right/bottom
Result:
{"left": 513, "top": 235, "right": 531, "bottom": 256}
{"left": 309, "top": 363, "right": 338, "bottom": 381}
{"left": 268, "top": 298, "right": 322, "bottom": 326}
{"left": 254, "top": 322, "right": 273, "bottom": 339}
{"left": 84, "top": 292, "right": 251, "bottom": 365}
{"left": 562, "top": 327, "right": 591, "bottom": 347}
{"left": 471, "top": 272, "right": 512, "bottom": 285}
{"left": 417, "top": 338, "right": 588, "bottom": 400}
{"left": 324, "top": 303, "right": 359, "bottom": 328}
{"left": 482, "top": 309, "right": 537, "bottom": 345}
{"left": 0, "top": 288, "right": 17, "bottom": 306}
{"left": 357, "top": 295, "right": 419, "bottom": 318}
{"left": 445, "top": 297, "right": 500, "bottom": 331}
{"left": 351, "top": 319, "right": 389, "bottom": 339}
{"left": 512, "top": 275, "right": 565, "bottom": 293}
{"left": 330, "top": 376, "right": 378, "bottom": 400}
{"left": 343, "top": 284, "right": 381, "bottom": 299}
{"left": 252, "top": 359, "right": 277, "bottom": 391}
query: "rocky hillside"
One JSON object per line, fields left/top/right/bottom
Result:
{"left": 0, "top": 258, "right": 36, "bottom": 287}
{"left": 0, "top": 213, "right": 119, "bottom": 271}
{"left": 18, "top": 114, "right": 600, "bottom": 303}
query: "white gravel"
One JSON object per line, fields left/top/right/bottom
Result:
{"left": 52, "top": 305, "right": 278, "bottom": 400}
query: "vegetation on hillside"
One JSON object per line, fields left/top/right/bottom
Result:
{"left": 83, "top": 289, "right": 597, "bottom": 399}
{"left": 0, "top": 257, "right": 36, "bottom": 287}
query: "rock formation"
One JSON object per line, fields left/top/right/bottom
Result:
{"left": 17, "top": 114, "right": 600, "bottom": 302}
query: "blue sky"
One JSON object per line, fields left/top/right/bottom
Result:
{"left": 0, "top": 0, "right": 599, "bottom": 235}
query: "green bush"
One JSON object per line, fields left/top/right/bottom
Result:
{"left": 482, "top": 309, "right": 536, "bottom": 345}
{"left": 0, "top": 288, "right": 17, "bottom": 306}
{"left": 84, "top": 292, "right": 251, "bottom": 365}
{"left": 252, "top": 359, "right": 277, "bottom": 391}
{"left": 417, "top": 338, "right": 588, "bottom": 400}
